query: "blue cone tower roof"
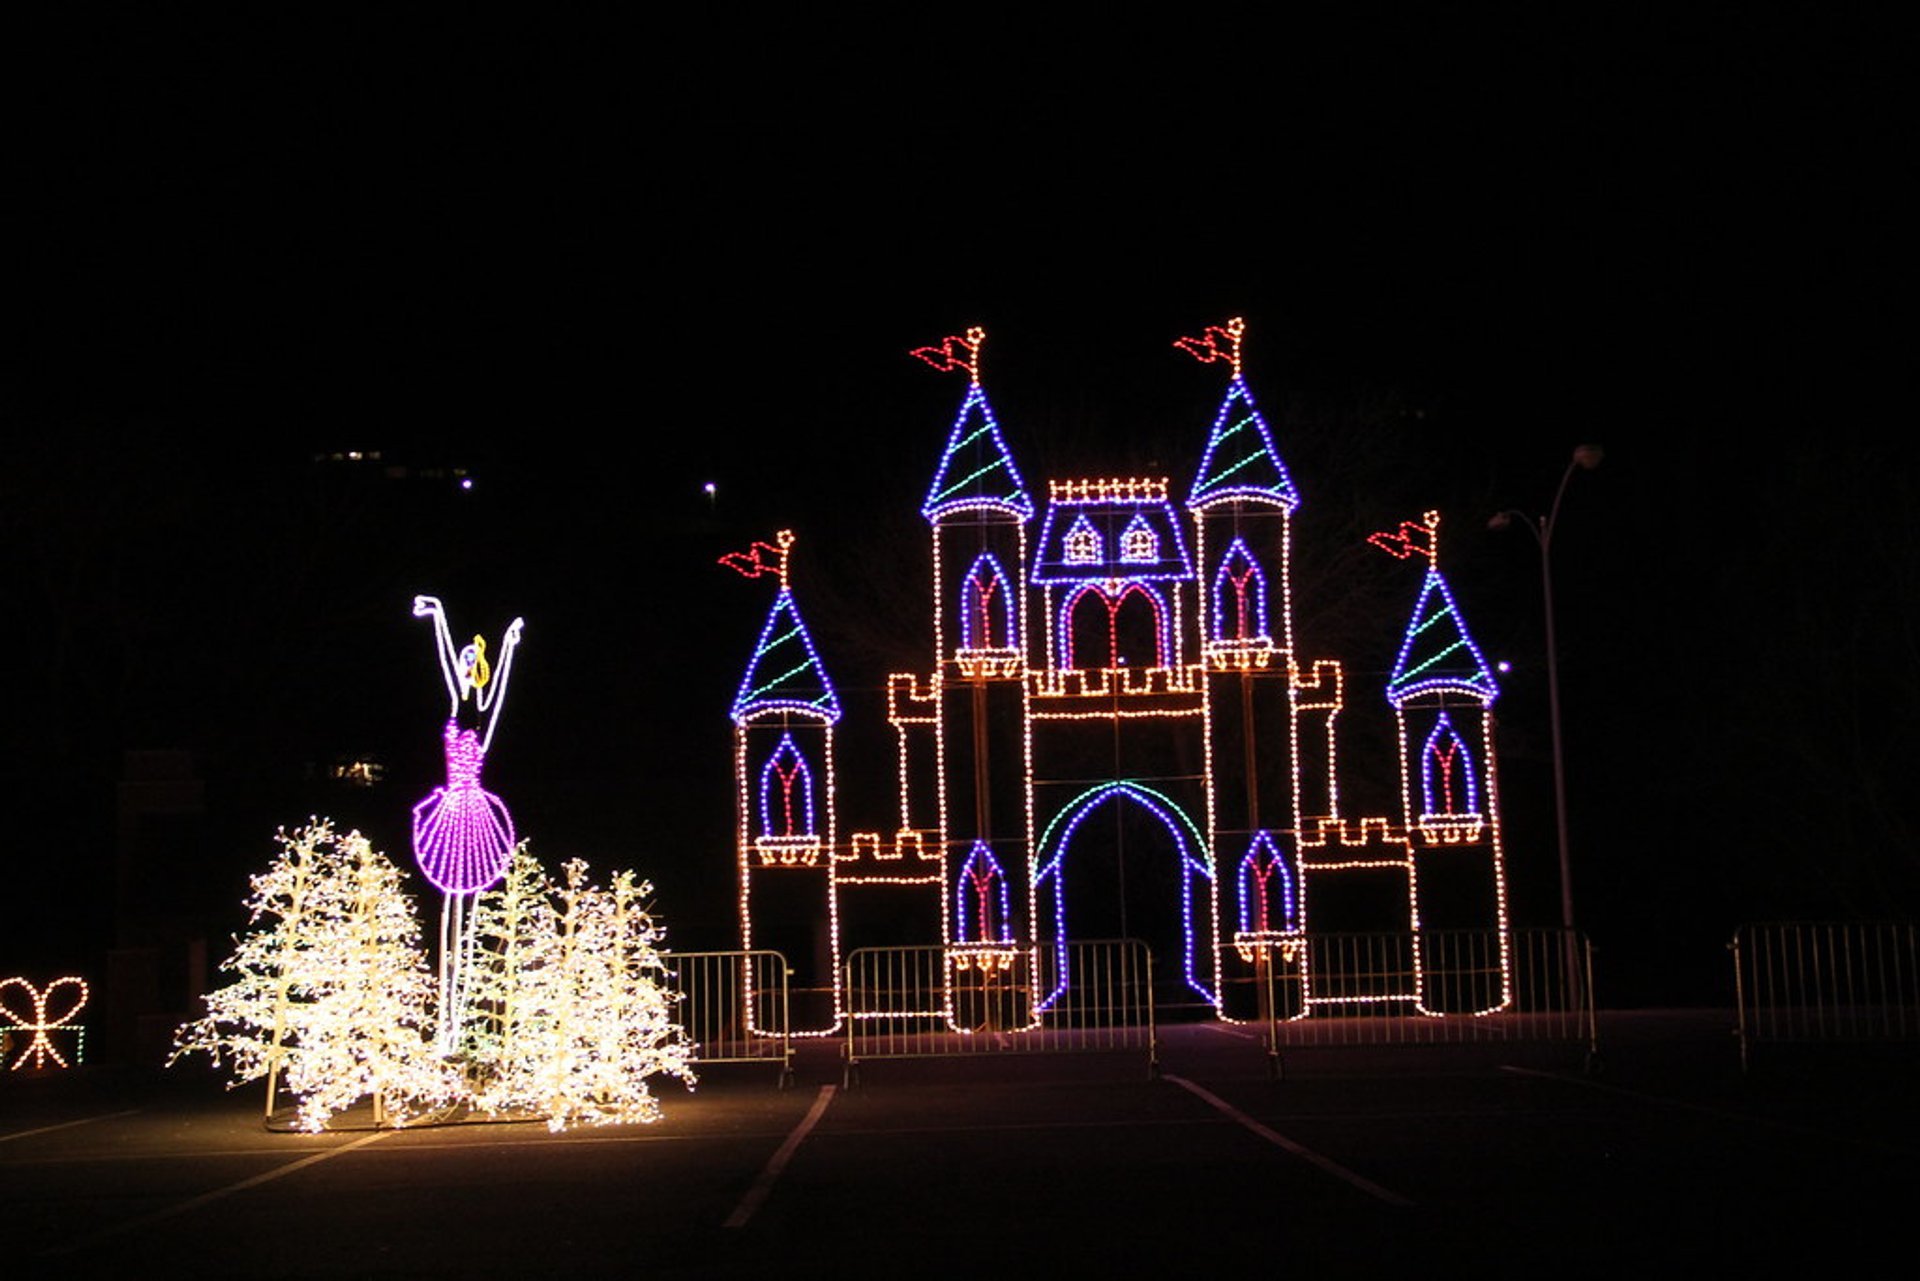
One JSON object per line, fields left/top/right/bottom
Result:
{"left": 731, "top": 587, "right": 842, "bottom": 724}
{"left": 1386, "top": 566, "right": 1498, "bottom": 706}
{"left": 1186, "top": 373, "right": 1301, "bottom": 512}
{"left": 922, "top": 382, "right": 1034, "bottom": 522}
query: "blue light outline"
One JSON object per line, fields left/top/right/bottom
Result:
{"left": 1386, "top": 566, "right": 1497, "bottom": 706}
{"left": 955, "top": 840, "right": 1012, "bottom": 943}
{"left": 758, "top": 733, "right": 816, "bottom": 838}
{"left": 732, "top": 587, "right": 843, "bottom": 724}
{"left": 1032, "top": 781, "right": 1216, "bottom": 1009}
{"left": 959, "top": 552, "right": 1014, "bottom": 650}
{"left": 1210, "top": 536, "right": 1270, "bottom": 642}
{"left": 1236, "top": 831, "right": 1298, "bottom": 933}
{"left": 922, "top": 382, "right": 1035, "bottom": 522}
{"left": 1033, "top": 500, "right": 1196, "bottom": 585}
{"left": 1186, "top": 373, "right": 1302, "bottom": 512}
{"left": 1119, "top": 512, "right": 1158, "bottom": 563}
{"left": 1419, "top": 712, "right": 1480, "bottom": 816}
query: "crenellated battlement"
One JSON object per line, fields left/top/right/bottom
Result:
{"left": 1029, "top": 664, "right": 1207, "bottom": 701}
{"left": 952, "top": 648, "right": 1024, "bottom": 679}
{"left": 886, "top": 672, "right": 939, "bottom": 724}
{"left": 843, "top": 829, "right": 941, "bottom": 864}
{"left": 1291, "top": 658, "right": 1344, "bottom": 710}
{"left": 1296, "top": 815, "right": 1409, "bottom": 867}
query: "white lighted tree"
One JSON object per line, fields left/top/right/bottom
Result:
{"left": 465, "top": 853, "right": 694, "bottom": 1131}
{"left": 461, "top": 844, "right": 555, "bottom": 1104}
{"left": 172, "top": 821, "right": 457, "bottom": 1131}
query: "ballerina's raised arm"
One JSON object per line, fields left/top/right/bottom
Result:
{"left": 413, "top": 595, "right": 464, "bottom": 719}
{"left": 414, "top": 595, "right": 525, "bottom": 750}
{"left": 477, "top": 616, "right": 524, "bottom": 753}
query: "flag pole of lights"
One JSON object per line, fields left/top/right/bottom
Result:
{"left": 0, "top": 976, "right": 89, "bottom": 1070}
{"left": 411, "top": 595, "right": 526, "bottom": 1052}
{"left": 722, "top": 318, "right": 1516, "bottom": 1032}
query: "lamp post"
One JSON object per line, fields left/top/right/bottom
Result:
{"left": 1490, "top": 444, "right": 1603, "bottom": 934}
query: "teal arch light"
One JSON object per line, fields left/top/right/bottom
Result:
{"left": 1033, "top": 781, "right": 1216, "bottom": 1009}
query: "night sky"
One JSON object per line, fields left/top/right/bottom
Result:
{"left": 10, "top": 12, "right": 1911, "bottom": 1005}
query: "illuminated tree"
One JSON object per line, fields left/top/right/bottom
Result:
{"left": 172, "top": 821, "right": 457, "bottom": 1131}
{"left": 460, "top": 844, "right": 556, "bottom": 1105}
{"left": 465, "top": 852, "right": 694, "bottom": 1131}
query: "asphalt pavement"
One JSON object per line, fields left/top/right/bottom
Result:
{"left": 1, "top": 1012, "right": 1911, "bottom": 1278}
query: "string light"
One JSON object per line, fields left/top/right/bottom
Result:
{"left": 1, "top": 976, "right": 89, "bottom": 1070}
{"left": 726, "top": 319, "right": 1516, "bottom": 1030}
{"left": 171, "top": 822, "right": 460, "bottom": 1130}
{"left": 1176, "top": 319, "right": 1301, "bottom": 512}
{"left": 915, "top": 328, "right": 1035, "bottom": 522}
{"left": 725, "top": 532, "right": 845, "bottom": 1034}
{"left": 410, "top": 598, "right": 524, "bottom": 895}
{"left": 1032, "top": 780, "right": 1217, "bottom": 1008}
{"left": 955, "top": 841, "right": 1012, "bottom": 944}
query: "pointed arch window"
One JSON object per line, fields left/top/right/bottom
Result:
{"left": 1212, "top": 538, "right": 1269, "bottom": 642}
{"left": 960, "top": 553, "right": 1014, "bottom": 650}
{"left": 759, "top": 734, "right": 817, "bottom": 838}
{"left": 956, "top": 842, "right": 1011, "bottom": 943}
{"left": 1064, "top": 515, "right": 1100, "bottom": 565}
{"left": 1237, "top": 832, "right": 1298, "bottom": 934}
{"left": 1420, "top": 714, "right": 1480, "bottom": 816}
{"left": 1119, "top": 514, "right": 1159, "bottom": 563}
{"left": 1063, "top": 581, "right": 1168, "bottom": 669}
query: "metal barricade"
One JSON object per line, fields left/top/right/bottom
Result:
{"left": 662, "top": 949, "right": 793, "bottom": 1085}
{"left": 1731, "top": 922, "right": 1919, "bottom": 1071}
{"left": 1222, "top": 928, "right": 1597, "bottom": 1076}
{"left": 842, "top": 940, "right": 1156, "bottom": 1082}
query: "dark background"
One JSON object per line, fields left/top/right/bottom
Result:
{"left": 8, "top": 10, "right": 1911, "bottom": 1011}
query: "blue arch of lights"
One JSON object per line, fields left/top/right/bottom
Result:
{"left": 1032, "top": 781, "right": 1216, "bottom": 1009}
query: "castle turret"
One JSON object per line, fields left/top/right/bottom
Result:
{"left": 912, "top": 327, "right": 1034, "bottom": 946}
{"left": 724, "top": 531, "right": 844, "bottom": 1032}
{"left": 1378, "top": 511, "right": 1512, "bottom": 1013}
{"left": 1178, "top": 318, "right": 1311, "bottom": 1018}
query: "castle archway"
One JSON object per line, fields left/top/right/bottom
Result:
{"left": 1033, "top": 781, "right": 1217, "bottom": 1011}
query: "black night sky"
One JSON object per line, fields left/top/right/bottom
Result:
{"left": 9, "top": 12, "right": 1912, "bottom": 1007}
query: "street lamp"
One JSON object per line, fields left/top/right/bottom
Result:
{"left": 1490, "top": 444, "right": 1603, "bottom": 934}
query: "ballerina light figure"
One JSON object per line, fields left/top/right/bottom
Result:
{"left": 412, "top": 595, "right": 524, "bottom": 1053}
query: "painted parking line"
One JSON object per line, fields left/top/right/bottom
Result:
{"left": 0, "top": 1110, "right": 139, "bottom": 1143}
{"left": 1164, "top": 1075, "right": 1414, "bottom": 1207}
{"left": 724, "top": 1084, "right": 837, "bottom": 1229}
{"left": 42, "top": 1128, "right": 396, "bottom": 1256}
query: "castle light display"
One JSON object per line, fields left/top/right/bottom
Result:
{"left": 726, "top": 321, "right": 1513, "bottom": 1033}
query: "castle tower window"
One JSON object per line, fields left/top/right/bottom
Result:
{"left": 960, "top": 553, "right": 1014, "bottom": 650}
{"left": 1119, "top": 514, "right": 1159, "bottom": 563}
{"left": 1237, "top": 832, "right": 1298, "bottom": 934}
{"left": 1212, "top": 537, "right": 1268, "bottom": 641}
{"left": 1421, "top": 714, "right": 1480, "bottom": 816}
{"left": 1064, "top": 581, "right": 1167, "bottom": 669}
{"left": 955, "top": 842, "right": 1011, "bottom": 943}
{"left": 1064, "top": 515, "right": 1100, "bottom": 565}
{"left": 759, "top": 734, "right": 817, "bottom": 838}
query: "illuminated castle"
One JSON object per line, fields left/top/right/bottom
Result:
{"left": 727, "top": 321, "right": 1511, "bottom": 1032}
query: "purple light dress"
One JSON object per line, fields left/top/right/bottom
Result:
{"left": 411, "top": 719, "right": 515, "bottom": 894}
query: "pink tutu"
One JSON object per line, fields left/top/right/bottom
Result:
{"left": 412, "top": 720, "right": 515, "bottom": 893}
